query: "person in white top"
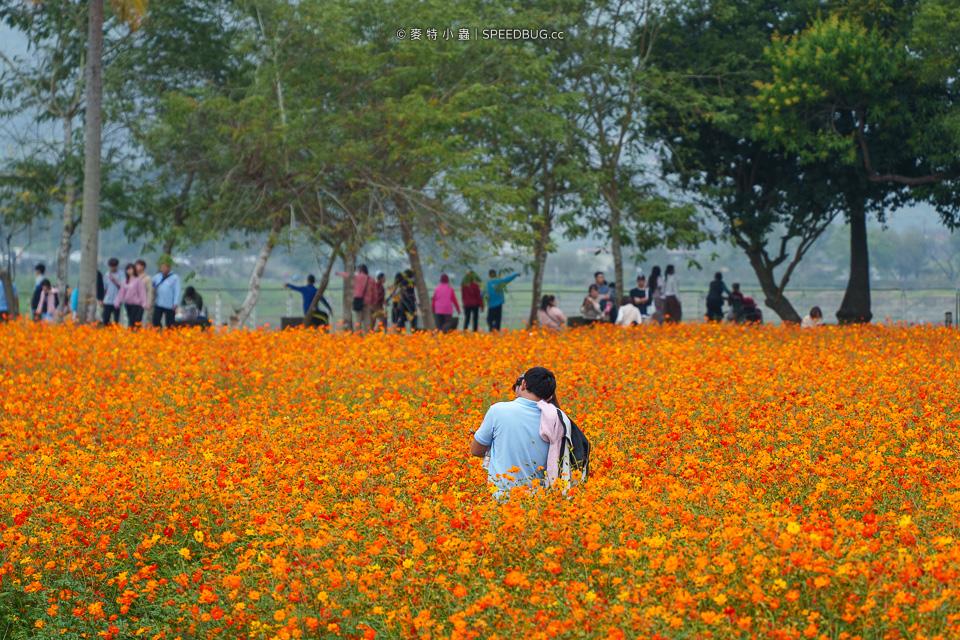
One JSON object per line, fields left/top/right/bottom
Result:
{"left": 801, "top": 306, "right": 824, "bottom": 329}
{"left": 615, "top": 295, "right": 642, "bottom": 327}
{"left": 537, "top": 294, "right": 566, "bottom": 330}
{"left": 662, "top": 264, "right": 682, "bottom": 323}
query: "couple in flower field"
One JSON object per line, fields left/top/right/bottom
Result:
{"left": 470, "top": 366, "right": 590, "bottom": 499}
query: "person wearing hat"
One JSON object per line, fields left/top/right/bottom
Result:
{"left": 151, "top": 254, "right": 181, "bottom": 328}
{"left": 102, "top": 257, "right": 123, "bottom": 325}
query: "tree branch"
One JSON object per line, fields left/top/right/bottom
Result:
{"left": 855, "top": 110, "right": 958, "bottom": 185}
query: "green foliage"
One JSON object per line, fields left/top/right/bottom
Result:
{"left": 753, "top": 16, "right": 898, "bottom": 164}
{"left": 644, "top": 0, "right": 888, "bottom": 322}
{"left": 752, "top": 3, "right": 960, "bottom": 197}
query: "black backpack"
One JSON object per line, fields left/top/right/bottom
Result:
{"left": 557, "top": 409, "right": 591, "bottom": 487}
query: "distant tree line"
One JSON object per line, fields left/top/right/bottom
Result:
{"left": 1, "top": 0, "right": 957, "bottom": 325}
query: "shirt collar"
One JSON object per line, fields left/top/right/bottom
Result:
{"left": 514, "top": 397, "right": 538, "bottom": 407}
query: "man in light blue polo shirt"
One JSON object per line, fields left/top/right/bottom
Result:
{"left": 471, "top": 367, "right": 556, "bottom": 499}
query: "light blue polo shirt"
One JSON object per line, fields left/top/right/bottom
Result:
{"left": 474, "top": 398, "right": 548, "bottom": 498}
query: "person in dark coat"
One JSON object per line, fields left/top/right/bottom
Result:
{"left": 706, "top": 272, "right": 731, "bottom": 322}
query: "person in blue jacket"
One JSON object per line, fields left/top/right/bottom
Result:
{"left": 151, "top": 254, "right": 181, "bottom": 328}
{"left": 484, "top": 269, "right": 519, "bottom": 332}
{"left": 285, "top": 274, "right": 332, "bottom": 318}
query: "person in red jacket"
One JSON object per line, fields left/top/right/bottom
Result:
{"left": 460, "top": 270, "right": 484, "bottom": 332}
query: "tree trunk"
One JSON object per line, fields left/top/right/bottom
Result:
{"left": 0, "top": 269, "right": 17, "bottom": 319}
{"left": 340, "top": 250, "right": 356, "bottom": 332}
{"left": 162, "top": 172, "right": 196, "bottom": 256}
{"left": 397, "top": 207, "right": 435, "bottom": 331}
{"left": 743, "top": 248, "right": 802, "bottom": 323}
{"left": 836, "top": 207, "right": 873, "bottom": 324}
{"left": 528, "top": 202, "right": 552, "bottom": 327}
{"left": 56, "top": 115, "right": 77, "bottom": 316}
{"left": 229, "top": 217, "right": 283, "bottom": 329}
{"left": 76, "top": 0, "right": 103, "bottom": 324}
{"left": 305, "top": 245, "right": 340, "bottom": 321}
{"left": 606, "top": 187, "right": 624, "bottom": 305}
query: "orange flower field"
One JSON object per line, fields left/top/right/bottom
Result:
{"left": 1, "top": 322, "right": 959, "bottom": 639}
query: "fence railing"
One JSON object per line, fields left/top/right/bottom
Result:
{"left": 194, "top": 286, "right": 960, "bottom": 330}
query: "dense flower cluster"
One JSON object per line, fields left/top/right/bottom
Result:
{"left": 1, "top": 322, "right": 959, "bottom": 639}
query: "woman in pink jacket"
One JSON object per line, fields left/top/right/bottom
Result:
{"left": 431, "top": 274, "right": 460, "bottom": 332}
{"left": 34, "top": 279, "right": 59, "bottom": 323}
{"left": 114, "top": 263, "right": 148, "bottom": 327}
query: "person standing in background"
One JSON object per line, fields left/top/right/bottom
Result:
{"left": 630, "top": 275, "right": 650, "bottom": 316}
{"left": 31, "top": 264, "right": 46, "bottom": 315}
{"left": 485, "top": 269, "right": 519, "bottom": 332}
{"left": 648, "top": 266, "right": 664, "bottom": 323}
{"left": 400, "top": 269, "right": 419, "bottom": 332}
{"left": 705, "top": 272, "right": 731, "bottom": 322}
{"left": 136, "top": 259, "right": 154, "bottom": 320}
{"left": 373, "top": 272, "right": 387, "bottom": 331}
{"left": 662, "top": 264, "right": 682, "bottom": 323}
{"left": 337, "top": 264, "right": 376, "bottom": 331}
{"left": 102, "top": 258, "right": 123, "bottom": 325}
{"left": 285, "top": 275, "right": 333, "bottom": 319}
{"left": 114, "top": 263, "right": 147, "bottom": 327}
{"left": 461, "top": 270, "right": 484, "bottom": 332}
{"left": 432, "top": 274, "right": 461, "bottom": 332}
{"left": 34, "top": 279, "right": 59, "bottom": 323}
{"left": 151, "top": 255, "right": 181, "bottom": 328}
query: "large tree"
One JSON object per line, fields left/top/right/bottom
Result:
{"left": 566, "top": 0, "right": 701, "bottom": 304}
{"left": 75, "top": 0, "right": 146, "bottom": 323}
{"left": 752, "top": 3, "right": 960, "bottom": 322}
{"left": 0, "top": 1, "right": 86, "bottom": 305}
{"left": 646, "top": 0, "right": 888, "bottom": 323}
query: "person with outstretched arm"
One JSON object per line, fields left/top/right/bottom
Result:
{"left": 285, "top": 275, "right": 333, "bottom": 316}
{"left": 484, "top": 269, "right": 519, "bottom": 332}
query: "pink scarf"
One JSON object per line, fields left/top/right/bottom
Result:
{"left": 538, "top": 400, "right": 564, "bottom": 484}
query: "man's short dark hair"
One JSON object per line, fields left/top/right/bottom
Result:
{"left": 35, "top": 264, "right": 45, "bottom": 274}
{"left": 523, "top": 366, "right": 556, "bottom": 402}
{"left": 108, "top": 257, "right": 119, "bottom": 267}
{"left": 358, "top": 264, "right": 368, "bottom": 275}
{"left": 594, "top": 271, "right": 604, "bottom": 279}
{"left": 306, "top": 274, "right": 316, "bottom": 284}
{"left": 489, "top": 269, "right": 497, "bottom": 278}
{"left": 135, "top": 259, "right": 146, "bottom": 268}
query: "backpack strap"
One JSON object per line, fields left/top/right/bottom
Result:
{"left": 557, "top": 410, "right": 574, "bottom": 492}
